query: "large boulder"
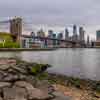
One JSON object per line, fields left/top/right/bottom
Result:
{"left": 14, "top": 81, "right": 51, "bottom": 100}
{"left": 3, "top": 86, "right": 27, "bottom": 100}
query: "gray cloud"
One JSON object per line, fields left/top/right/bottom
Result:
{"left": 0, "top": 0, "right": 100, "bottom": 39}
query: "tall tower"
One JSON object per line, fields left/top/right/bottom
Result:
{"left": 73, "top": 25, "right": 77, "bottom": 36}
{"left": 79, "top": 27, "right": 85, "bottom": 41}
{"left": 65, "top": 28, "right": 69, "bottom": 40}
{"left": 73, "top": 25, "right": 78, "bottom": 41}
{"left": 10, "top": 17, "right": 22, "bottom": 42}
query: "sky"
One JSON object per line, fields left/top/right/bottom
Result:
{"left": 0, "top": 0, "right": 100, "bottom": 40}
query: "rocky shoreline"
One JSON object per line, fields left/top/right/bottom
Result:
{"left": 47, "top": 73, "right": 100, "bottom": 100}
{"left": 0, "top": 58, "right": 99, "bottom": 100}
{"left": 0, "top": 58, "right": 73, "bottom": 100}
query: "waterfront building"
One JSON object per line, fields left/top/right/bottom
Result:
{"left": 79, "top": 27, "right": 85, "bottom": 42}
{"left": 96, "top": 30, "right": 100, "bottom": 41}
{"left": 65, "top": 28, "right": 69, "bottom": 40}
{"left": 47, "top": 30, "right": 54, "bottom": 47}
{"left": 95, "top": 30, "right": 100, "bottom": 47}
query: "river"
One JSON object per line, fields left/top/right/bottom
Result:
{"left": 0, "top": 48, "right": 100, "bottom": 80}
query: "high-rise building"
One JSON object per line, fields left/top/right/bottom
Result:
{"left": 10, "top": 17, "right": 22, "bottom": 42}
{"left": 48, "top": 30, "right": 53, "bottom": 38}
{"left": 57, "top": 33, "right": 63, "bottom": 45}
{"left": 73, "top": 25, "right": 78, "bottom": 41}
{"left": 96, "top": 30, "right": 100, "bottom": 41}
{"left": 73, "top": 25, "right": 77, "bottom": 35}
{"left": 79, "top": 27, "right": 85, "bottom": 41}
{"left": 52, "top": 34, "right": 56, "bottom": 46}
{"left": 47, "top": 30, "right": 54, "bottom": 47}
{"left": 65, "top": 28, "right": 69, "bottom": 40}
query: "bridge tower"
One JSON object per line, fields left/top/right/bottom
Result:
{"left": 10, "top": 17, "right": 22, "bottom": 42}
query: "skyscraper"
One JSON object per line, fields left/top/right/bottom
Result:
{"left": 73, "top": 25, "right": 77, "bottom": 36}
{"left": 65, "top": 28, "right": 69, "bottom": 40}
{"left": 73, "top": 25, "right": 78, "bottom": 41}
{"left": 79, "top": 27, "right": 85, "bottom": 41}
{"left": 48, "top": 30, "right": 53, "bottom": 38}
{"left": 57, "top": 33, "right": 63, "bottom": 45}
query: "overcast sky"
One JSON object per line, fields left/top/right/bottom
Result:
{"left": 0, "top": 0, "right": 100, "bottom": 39}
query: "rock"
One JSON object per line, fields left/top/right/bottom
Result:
{"left": 3, "top": 86, "right": 27, "bottom": 100}
{"left": 3, "top": 74, "right": 19, "bottom": 82}
{"left": 13, "top": 67, "right": 27, "bottom": 74}
{"left": 27, "top": 87, "right": 50, "bottom": 100}
{"left": 0, "top": 65, "right": 10, "bottom": 70}
{"left": 36, "top": 80, "right": 54, "bottom": 93}
{"left": 0, "top": 97, "right": 2, "bottom": 100}
{"left": 0, "top": 82, "right": 11, "bottom": 88}
{"left": 14, "top": 81, "right": 34, "bottom": 90}
{"left": 52, "top": 91, "right": 72, "bottom": 100}
{"left": 14, "top": 81, "right": 51, "bottom": 100}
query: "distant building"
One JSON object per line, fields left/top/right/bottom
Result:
{"left": 96, "top": 30, "right": 100, "bottom": 41}
{"left": 10, "top": 17, "right": 22, "bottom": 42}
{"left": 57, "top": 33, "right": 63, "bottom": 45}
{"left": 37, "top": 29, "right": 45, "bottom": 37}
{"left": 95, "top": 30, "right": 100, "bottom": 47}
{"left": 65, "top": 28, "right": 69, "bottom": 40}
{"left": 52, "top": 34, "right": 57, "bottom": 46}
{"left": 79, "top": 27, "right": 85, "bottom": 41}
{"left": 73, "top": 25, "right": 78, "bottom": 41}
{"left": 48, "top": 30, "right": 53, "bottom": 38}
{"left": 47, "top": 30, "right": 54, "bottom": 47}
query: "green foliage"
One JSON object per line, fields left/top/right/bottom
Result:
{"left": 37, "top": 72, "right": 48, "bottom": 80}
{"left": 30, "top": 64, "right": 51, "bottom": 75}
{"left": 0, "top": 42, "right": 20, "bottom": 48}
{"left": 93, "top": 83, "right": 100, "bottom": 92}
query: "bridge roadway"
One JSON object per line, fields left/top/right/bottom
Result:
{"left": 21, "top": 35, "right": 82, "bottom": 44}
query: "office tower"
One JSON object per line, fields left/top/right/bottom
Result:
{"left": 65, "top": 28, "right": 69, "bottom": 40}
{"left": 47, "top": 30, "right": 54, "bottom": 47}
{"left": 73, "top": 25, "right": 78, "bottom": 41}
{"left": 96, "top": 30, "right": 100, "bottom": 41}
{"left": 73, "top": 25, "right": 77, "bottom": 35}
{"left": 57, "top": 33, "right": 63, "bottom": 45}
{"left": 79, "top": 27, "right": 85, "bottom": 41}
{"left": 52, "top": 34, "right": 56, "bottom": 46}
{"left": 10, "top": 17, "right": 22, "bottom": 42}
{"left": 87, "top": 35, "right": 90, "bottom": 45}
{"left": 48, "top": 30, "right": 53, "bottom": 38}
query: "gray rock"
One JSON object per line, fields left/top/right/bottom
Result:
{"left": 14, "top": 81, "right": 34, "bottom": 90}
{"left": 3, "top": 74, "right": 19, "bottom": 82}
{"left": 52, "top": 91, "right": 72, "bottom": 100}
{"left": 3, "top": 86, "right": 27, "bottom": 100}
{"left": 27, "top": 87, "right": 50, "bottom": 100}
{"left": 0, "top": 65, "right": 10, "bottom": 70}
{"left": 36, "top": 80, "right": 54, "bottom": 93}
{"left": 0, "top": 97, "right": 2, "bottom": 100}
{"left": 0, "top": 82, "right": 11, "bottom": 88}
{"left": 14, "top": 81, "right": 50, "bottom": 100}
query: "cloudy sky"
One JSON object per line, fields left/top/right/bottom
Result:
{"left": 0, "top": 0, "right": 100, "bottom": 39}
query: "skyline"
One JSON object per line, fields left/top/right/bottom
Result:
{"left": 0, "top": 0, "right": 100, "bottom": 40}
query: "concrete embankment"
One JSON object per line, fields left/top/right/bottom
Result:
{"left": 0, "top": 48, "right": 58, "bottom": 51}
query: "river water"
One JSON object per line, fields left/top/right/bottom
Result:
{"left": 0, "top": 48, "right": 100, "bottom": 80}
